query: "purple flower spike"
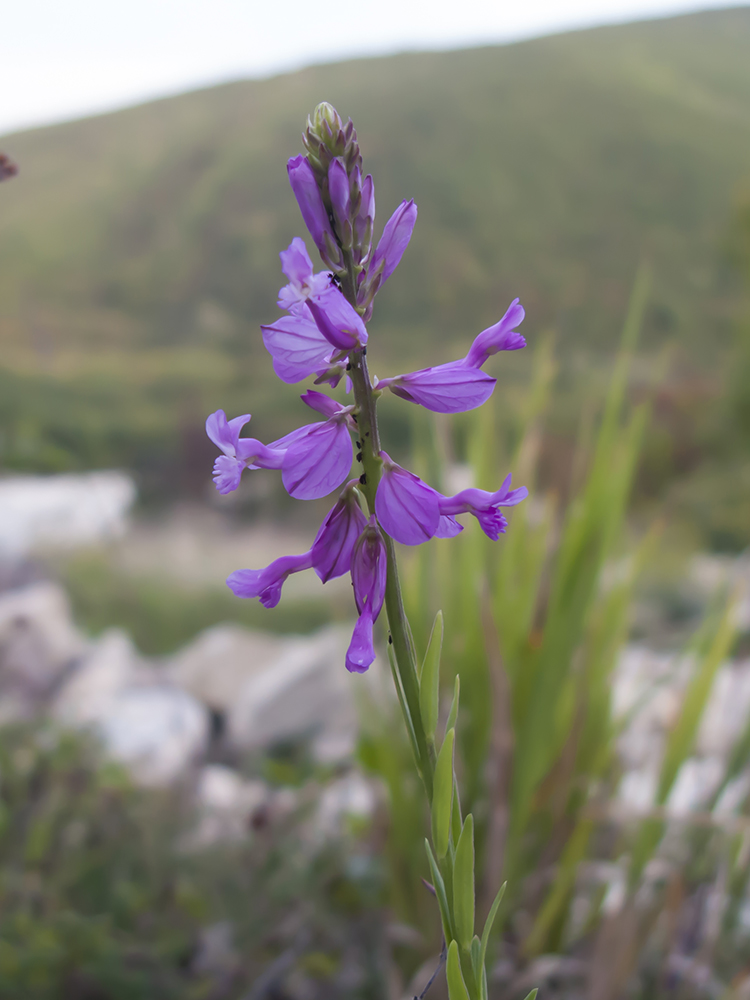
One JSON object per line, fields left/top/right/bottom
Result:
{"left": 281, "top": 417, "right": 354, "bottom": 500}
{"left": 379, "top": 361, "right": 496, "bottom": 414}
{"left": 261, "top": 312, "right": 334, "bottom": 384}
{"left": 277, "top": 237, "right": 331, "bottom": 311}
{"left": 287, "top": 156, "right": 338, "bottom": 263}
{"left": 306, "top": 286, "right": 368, "bottom": 351}
{"left": 346, "top": 517, "right": 387, "bottom": 673}
{"left": 370, "top": 199, "right": 417, "bottom": 285}
{"left": 375, "top": 453, "right": 441, "bottom": 545}
{"left": 437, "top": 476, "right": 529, "bottom": 541}
{"left": 311, "top": 481, "right": 368, "bottom": 583}
{"left": 464, "top": 299, "right": 526, "bottom": 369}
{"left": 227, "top": 551, "right": 314, "bottom": 608}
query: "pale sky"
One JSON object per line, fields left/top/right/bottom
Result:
{"left": 1, "top": 0, "right": 747, "bottom": 137}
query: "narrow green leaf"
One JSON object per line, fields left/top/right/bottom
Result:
{"left": 432, "top": 728, "right": 455, "bottom": 859}
{"left": 451, "top": 774, "right": 463, "bottom": 849}
{"left": 420, "top": 609, "right": 444, "bottom": 743}
{"left": 425, "top": 838, "right": 455, "bottom": 943}
{"left": 522, "top": 990, "right": 539, "bottom": 1000}
{"left": 446, "top": 940, "right": 471, "bottom": 1000}
{"left": 386, "top": 642, "right": 420, "bottom": 769}
{"left": 470, "top": 935, "right": 482, "bottom": 980}
{"left": 453, "top": 814, "right": 475, "bottom": 949}
{"left": 479, "top": 881, "right": 507, "bottom": 974}
{"left": 446, "top": 674, "right": 460, "bottom": 738}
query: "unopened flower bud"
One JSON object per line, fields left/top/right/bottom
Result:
{"left": 313, "top": 102, "right": 343, "bottom": 137}
{"left": 303, "top": 102, "right": 362, "bottom": 183}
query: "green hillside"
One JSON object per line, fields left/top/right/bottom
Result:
{"left": 1, "top": 7, "right": 749, "bottom": 496}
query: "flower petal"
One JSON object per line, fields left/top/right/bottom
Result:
{"left": 384, "top": 362, "right": 496, "bottom": 413}
{"left": 227, "top": 551, "right": 314, "bottom": 608}
{"left": 212, "top": 455, "right": 244, "bottom": 495}
{"left": 435, "top": 514, "right": 463, "bottom": 538}
{"left": 375, "top": 456, "right": 440, "bottom": 545}
{"left": 350, "top": 517, "right": 387, "bottom": 618}
{"left": 346, "top": 611, "right": 375, "bottom": 673}
{"left": 261, "top": 313, "right": 333, "bottom": 383}
{"left": 306, "top": 285, "right": 368, "bottom": 351}
{"left": 300, "top": 389, "right": 346, "bottom": 419}
{"left": 282, "top": 420, "right": 353, "bottom": 499}
{"left": 205, "top": 410, "right": 250, "bottom": 455}
{"left": 464, "top": 299, "right": 526, "bottom": 369}
{"left": 371, "top": 199, "right": 417, "bottom": 285}
{"left": 311, "top": 484, "right": 368, "bottom": 583}
{"left": 287, "top": 156, "right": 336, "bottom": 257}
{"left": 328, "top": 158, "right": 350, "bottom": 229}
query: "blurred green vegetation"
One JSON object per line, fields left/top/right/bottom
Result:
{"left": 0, "top": 723, "right": 387, "bottom": 999}
{"left": 56, "top": 551, "right": 334, "bottom": 655}
{"left": 1, "top": 8, "right": 750, "bottom": 529}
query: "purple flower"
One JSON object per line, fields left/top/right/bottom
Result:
{"left": 346, "top": 516, "right": 387, "bottom": 673}
{"left": 206, "top": 410, "right": 285, "bottom": 494}
{"left": 305, "top": 286, "right": 368, "bottom": 351}
{"left": 287, "top": 156, "right": 339, "bottom": 265}
{"left": 375, "top": 454, "right": 527, "bottom": 545}
{"left": 277, "top": 238, "right": 331, "bottom": 312}
{"left": 375, "top": 453, "right": 442, "bottom": 545}
{"left": 227, "top": 551, "right": 314, "bottom": 608}
{"left": 263, "top": 238, "right": 367, "bottom": 370}
{"left": 261, "top": 311, "right": 336, "bottom": 384}
{"left": 370, "top": 200, "right": 417, "bottom": 285}
{"left": 227, "top": 481, "right": 366, "bottom": 606}
{"left": 278, "top": 393, "right": 356, "bottom": 500}
{"left": 438, "top": 477, "right": 529, "bottom": 541}
{"left": 311, "top": 480, "right": 368, "bottom": 582}
{"left": 378, "top": 362, "right": 496, "bottom": 414}
{"left": 464, "top": 299, "right": 526, "bottom": 369}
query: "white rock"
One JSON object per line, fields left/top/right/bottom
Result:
{"left": 167, "top": 623, "right": 285, "bottom": 711}
{"left": 53, "top": 629, "right": 139, "bottom": 727}
{"left": 315, "top": 771, "right": 377, "bottom": 839}
{"left": 226, "top": 625, "right": 357, "bottom": 760}
{"left": 618, "top": 766, "right": 659, "bottom": 812}
{"left": 187, "top": 764, "right": 269, "bottom": 847}
{"left": 196, "top": 764, "right": 267, "bottom": 814}
{"left": 54, "top": 629, "right": 208, "bottom": 785}
{"left": 667, "top": 756, "right": 725, "bottom": 814}
{"left": 99, "top": 685, "right": 208, "bottom": 786}
{"left": 0, "top": 583, "right": 87, "bottom": 720}
{"left": 0, "top": 471, "right": 136, "bottom": 558}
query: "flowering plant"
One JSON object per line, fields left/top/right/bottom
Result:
{"left": 207, "top": 103, "right": 529, "bottom": 1000}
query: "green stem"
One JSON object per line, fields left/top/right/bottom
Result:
{"left": 340, "top": 267, "right": 434, "bottom": 799}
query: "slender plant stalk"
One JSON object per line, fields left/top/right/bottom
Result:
{"left": 342, "top": 262, "right": 435, "bottom": 798}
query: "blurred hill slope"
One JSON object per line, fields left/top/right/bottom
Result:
{"left": 1, "top": 7, "right": 749, "bottom": 489}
